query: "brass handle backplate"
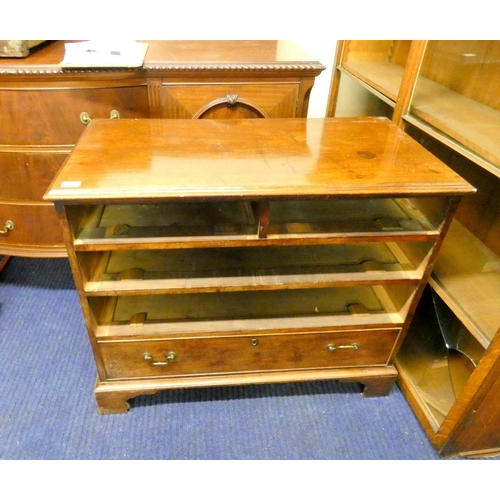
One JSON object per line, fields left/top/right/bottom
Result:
{"left": 142, "top": 351, "right": 177, "bottom": 366}
{"left": 0, "top": 220, "right": 14, "bottom": 234}
{"left": 327, "top": 343, "right": 359, "bottom": 352}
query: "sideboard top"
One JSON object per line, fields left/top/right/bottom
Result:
{"left": 0, "top": 40, "right": 325, "bottom": 75}
{"left": 45, "top": 117, "right": 474, "bottom": 203}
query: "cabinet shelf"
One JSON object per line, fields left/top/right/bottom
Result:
{"left": 336, "top": 40, "right": 412, "bottom": 106}
{"left": 429, "top": 219, "right": 500, "bottom": 348}
{"left": 69, "top": 197, "right": 442, "bottom": 249}
{"left": 79, "top": 241, "right": 433, "bottom": 295}
{"left": 71, "top": 201, "right": 258, "bottom": 242}
{"left": 90, "top": 284, "right": 413, "bottom": 337}
{"left": 340, "top": 62, "right": 404, "bottom": 104}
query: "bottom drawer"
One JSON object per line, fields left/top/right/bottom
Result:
{"left": 0, "top": 202, "right": 65, "bottom": 256}
{"left": 99, "top": 328, "right": 400, "bottom": 380}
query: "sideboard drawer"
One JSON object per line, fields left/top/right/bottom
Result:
{"left": 0, "top": 152, "right": 67, "bottom": 200}
{"left": 0, "top": 84, "right": 150, "bottom": 146}
{"left": 0, "top": 203, "right": 63, "bottom": 248}
{"left": 99, "top": 328, "right": 400, "bottom": 380}
{"left": 159, "top": 83, "right": 300, "bottom": 119}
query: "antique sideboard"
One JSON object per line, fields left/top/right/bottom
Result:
{"left": 0, "top": 40, "right": 325, "bottom": 257}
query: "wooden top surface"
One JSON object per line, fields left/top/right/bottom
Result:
{"left": 45, "top": 117, "right": 474, "bottom": 202}
{"left": 143, "top": 40, "right": 318, "bottom": 66}
{"left": 0, "top": 40, "right": 324, "bottom": 73}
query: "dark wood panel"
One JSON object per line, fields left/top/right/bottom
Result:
{"left": 160, "top": 83, "right": 298, "bottom": 119}
{"left": 0, "top": 151, "right": 67, "bottom": 200}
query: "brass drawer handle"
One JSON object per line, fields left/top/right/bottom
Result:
{"left": 80, "top": 110, "right": 121, "bottom": 125}
{"left": 142, "top": 351, "right": 177, "bottom": 366}
{"left": 0, "top": 220, "right": 14, "bottom": 234}
{"left": 327, "top": 343, "right": 359, "bottom": 352}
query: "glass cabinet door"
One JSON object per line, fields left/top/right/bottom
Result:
{"left": 407, "top": 40, "right": 500, "bottom": 178}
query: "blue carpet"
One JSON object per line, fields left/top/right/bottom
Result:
{"left": 0, "top": 256, "right": 444, "bottom": 460}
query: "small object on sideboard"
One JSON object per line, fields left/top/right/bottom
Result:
{"left": 0, "top": 40, "right": 45, "bottom": 58}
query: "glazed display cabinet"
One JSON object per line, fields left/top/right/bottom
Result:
{"left": 329, "top": 40, "right": 500, "bottom": 458}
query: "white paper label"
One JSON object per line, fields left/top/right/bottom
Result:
{"left": 60, "top": 181, "right": 82, "bottom": 188}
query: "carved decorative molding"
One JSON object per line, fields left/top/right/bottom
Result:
{"left": 0, "top": 67, "right": 143, "bottom": 75}
{"left": 0, "top": 68, "right": 63, "bottom": 75}
{"left": 0, "top": 63, "right": 325, "bottom": 76}
{"left": 144, "top": 63, "right": 326, "bottom": 72}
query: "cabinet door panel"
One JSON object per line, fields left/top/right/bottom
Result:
{"left": 160, "top": 83, "right": 299, "bottom": 119}
{"left": 441, "top": 357, "right": 500, "bottom": 456}
{"left": 0, "top": 85, "right": 150, "bottom": 145}
{"left": 0, "top": 152, "right": 67, "bottom": 200}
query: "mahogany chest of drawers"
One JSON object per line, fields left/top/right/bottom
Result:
{"left": 44, "top": 117, "right": 473, "bottom": 413}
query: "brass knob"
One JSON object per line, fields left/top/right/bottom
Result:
{"left": 250, "top": 338, "right": 259, "bottom": 346}
{"left": 80, "top": 112, "right": 91, "bottom": 125}
{"left": 0, "top": 220, "right": 14, "bottom": 234}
